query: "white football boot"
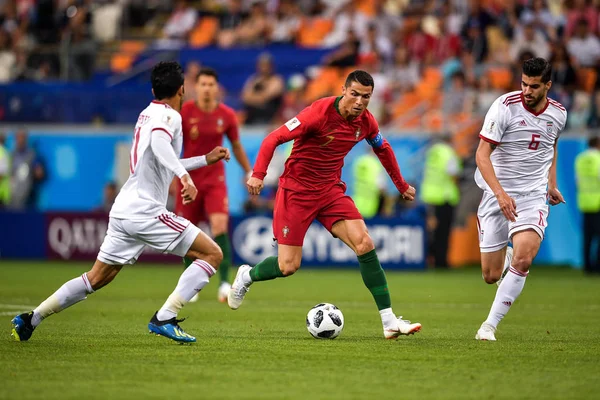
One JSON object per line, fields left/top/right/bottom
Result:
{"left": 189, "top": 293, "right": 199, "bottom": 303}
{"left": 228, "top": 264, "right": 252, "bottom": 310}
{"left": 475, "top": 323, "right": 497, "bottom": 341}
{"left": 217, "top": 282, "right": 231, "bottom": 303}
{"left": 384, "top": 316, "right": 422, "bottom": 339}
{"left": 497, "top": 246, "right": 513, "bottom": 287}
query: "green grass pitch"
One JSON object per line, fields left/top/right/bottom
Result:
{"left": 1, "top": 261, "right": 599, "bottom": 399}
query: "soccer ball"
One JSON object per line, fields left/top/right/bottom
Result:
{"left": 306, "top": 303, "right": 344, "bottom": 339}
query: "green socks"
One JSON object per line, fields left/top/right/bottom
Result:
{"left": 249, "top": 256, "right": 284, "bottom": 282}
{"left": 182, "top": 233, "right": 232, "bottom": 284}
{"left": 358, "top": 249, "right": 391, "bottom": 310}
{"left": 214, "top": 233, "right": 232, "bottom": 284}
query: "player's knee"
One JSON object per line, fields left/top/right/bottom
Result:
{"left": 279, "top": 258, "right": 300, "bottom": 276}
{"left": 511, "top": 255, "right": 532, "bottom": 273}
{"left": 354, "top": 234, "right": 375, "bottom": 256}
{"left": 482, "top": 271, "right": 500, "bottom": 285}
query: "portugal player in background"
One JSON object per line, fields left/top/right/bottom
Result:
{"left": 177, "top": 67, "right": 252, "bottom": 303}
{"left": 228, "top": 70, "right": 422, "bottom": 339}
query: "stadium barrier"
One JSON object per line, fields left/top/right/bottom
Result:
{"left": 0, "top": 211, "right": 427, "bottom": 270}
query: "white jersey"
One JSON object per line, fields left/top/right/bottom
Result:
{"left": 110, "top": 101, "right": 183, "bottom": 220}
{"left": 474, "top": 91, "right": 567, "bottom": 195}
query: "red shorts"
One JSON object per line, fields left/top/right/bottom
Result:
{"left": 174, "top": 184, "right": 229, "bottom": 225}
{"left": 273, "top": 185, "right": 363, "bottom": 246}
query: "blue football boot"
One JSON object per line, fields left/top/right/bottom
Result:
{"left": 148, "top": 312, "right": 196, "bottom": 343}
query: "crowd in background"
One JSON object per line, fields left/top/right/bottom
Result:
{"left": 0, "top": 0, "right": 599, "bottom": 133}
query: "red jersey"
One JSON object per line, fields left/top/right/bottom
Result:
{"left": 180, "top": 100, "right": 239, "bottom": 186}
{"left": 253, "top": 96, "right": 408, "bottom": 194}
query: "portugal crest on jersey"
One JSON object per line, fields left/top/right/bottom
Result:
{"left": 217, "top": 118, "right": 224, "bottom": 133}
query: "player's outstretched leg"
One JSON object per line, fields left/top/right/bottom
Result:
{"left": 11, "top": 260, "right": 120, "bottom": 341}
{"left": 149, "top": 231, "right": 222, "bottom": 343}
{"left": 332, "top": 219, "right": 421, "bottom": 339}
{"left": 228, "top": 245, "right": 301, "bottom": 310}
{"left": 476, "top": 231, "right": 539, "bottom": 341}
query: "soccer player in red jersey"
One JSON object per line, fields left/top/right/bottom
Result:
{"left": 177, "top": 67, "right": 252, "bottom": 302}
{"left": 228, "top": 70, "right": 422, "bottom": 339}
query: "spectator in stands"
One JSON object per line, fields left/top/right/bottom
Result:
{"left": 442, "top": 71, "right": 475, "bottom": 118}
{"left": 549, "top": 43, "right": 577, "bottom": 111}
{"left": 322, "top": 29, "right": 360, "bottom": 67}
{"left": 432, "top": 16, "right": 462, "bottom": 64}
{"left": 95, "top": 181, "right": 118, "bottom": 214}
{"left": 163, "top": 0, "right": 197, "bottom": 41}
{"left": 359, "top": 23, "right": 393, "bottom": 64}
{"left": 269, "top": 0, "right": 301, "bottom": 44}
{"left": 520, "top": 0, "right": 560, "bottom": 41}
{"left": 183, "top": 61, "right": 201, "bottom": 102}
{"left": 565, "top": 0, "right": 598, "bottom": 38}
{"left": 0, "top": 27, "right": 15, "bottom": 82}
{"left": 277, "top": 73, "right": 308, "bottom": 124}
{"left": 0, "top": 132, "right": 10, "bottom": 208}
{"left": 322, "top": 0, "right": 370, "bottom": 48}
{"left": 219, "top": 0, "right": 269, "bottom": 48}
{"left": 387, "top": 47, "right": 420, "bottom": 97}
{"left": 217, "top": 0, "right": 246, "bottom": 47}
{"left": 10, "top": 128, "right": 45, "bottom": 210}
{"left": 475, "top": 74, "right": 502, "bottom": 115}
{"left": 509, "top": 21, "right": 550, "bottom": 61}
{"left": 462, "top": 20, "right": 488, "bottom": 63}
{"left": 241, "top": 52, "right": 284, "bottom": 124}
{"left": 567, "top": 18, "right": 600, "bottom": 68}
{"left": 64, "top": 8, "right": 96, "bottom": 81}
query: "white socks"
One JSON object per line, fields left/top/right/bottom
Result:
{"left": 156, "top": 259, "right": 216, "bottom": 321}
{"left": 484, "top": 266, "right": 528, "bottom": 328}
{"left": 379, "top": 307, "right": 396, "bottom": 328}
{"left": 32, "top": 273, "right": 94, "bottom": 327}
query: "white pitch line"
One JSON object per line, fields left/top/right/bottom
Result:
{"left": 0, "top": 304, "right": 35, "bottom": 309}
{"left": 0, "top": 311, "right": 27, "bottom": 316}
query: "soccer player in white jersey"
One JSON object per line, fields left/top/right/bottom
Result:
{"left": 474, "top": 57, "right": 567, "bottom": 341}
{"left": 11, "top": 61, "right": 230, "bottom": 344}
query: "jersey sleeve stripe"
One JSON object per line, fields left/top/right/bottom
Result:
{"left": 152, "top": 127, "right": 173, "bottom": 140}
{"left": 548, "top": 99, "right": 566, "bottom": 111}
{"left": 479, "top": 134, "right": 499, "bottom": 145}
{"left": 165, "top": 215, "right": 186, "bottom": 230}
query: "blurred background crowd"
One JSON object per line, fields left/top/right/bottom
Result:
{"left": 0, "top": 0, "right": 596, "bottom": 269}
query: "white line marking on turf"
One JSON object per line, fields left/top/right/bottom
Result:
{"left": 0, "top": 304, "right": 35, "bottom": 309}
{"left": 0, "top": 311, "right": 27, "bottom": 316}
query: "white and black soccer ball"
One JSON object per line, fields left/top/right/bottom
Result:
{"left": 306, "top": 303, "right": 344, "bottom": 339}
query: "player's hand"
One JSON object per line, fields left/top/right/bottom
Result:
{"left": 548, "top": 187, "right": 566, "bottom": 206}
{"left": 180, "top": 174, "right": 198, "bottom": 205}
{"left": 247, "top": 176, "right": 264, "bottom": 196}
{"left": 495, "top": 191, "right": 518, "bottom": 222}
{"left": 206, "top": 146, "right": 230, "bottom": 165}
{"left": 401, "top": 185, "right": 416, "bottom": 201}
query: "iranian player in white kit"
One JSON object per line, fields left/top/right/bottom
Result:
{"left": 11, "top": 61, "right": 230, "bottom": 344}
{"left": 474, "top": 58, "right": 567, "bottom": 341}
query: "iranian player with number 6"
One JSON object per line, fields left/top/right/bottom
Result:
{"left": 228, "top": 70, "right": 422, "bottom": 339}
{"left": 474, "top": 58, "right": 567, "bottom": 341}
{"left": 11, "top": 62, "right": 231, "bottom": 344}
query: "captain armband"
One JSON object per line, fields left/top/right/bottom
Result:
{"left": 366, "top": 132, "right": 383, "bottom": 148}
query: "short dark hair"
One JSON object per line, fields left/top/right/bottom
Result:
{"left": 151, "top": 61, "right": 184, "bottom": 100}
{"left": 589, "top": 137, "right": 600, "bottom": 148}
{"left": 344, "top": 70, "right": 374, "bottom": 89}
{"left": 196, "top": 67, "right": 219, "bottom": 82}
{"left": 522, "top": 57, "right": 552, "bottom": 83}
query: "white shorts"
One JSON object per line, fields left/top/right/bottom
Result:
{"left": 97, "top": 212, "right": 201, "bottom": 265}
{"left": 477, "top": 191, "right": 548, "bottom": 253}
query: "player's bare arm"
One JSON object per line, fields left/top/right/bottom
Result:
{"left": 475, "top": 138, "right": 518, "bottom": 222}
{"left": 548, "top": 138, "right": 565, "bottom": 206}
{"left": 231, "top": 140, "right": 252, "bottom": 176}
